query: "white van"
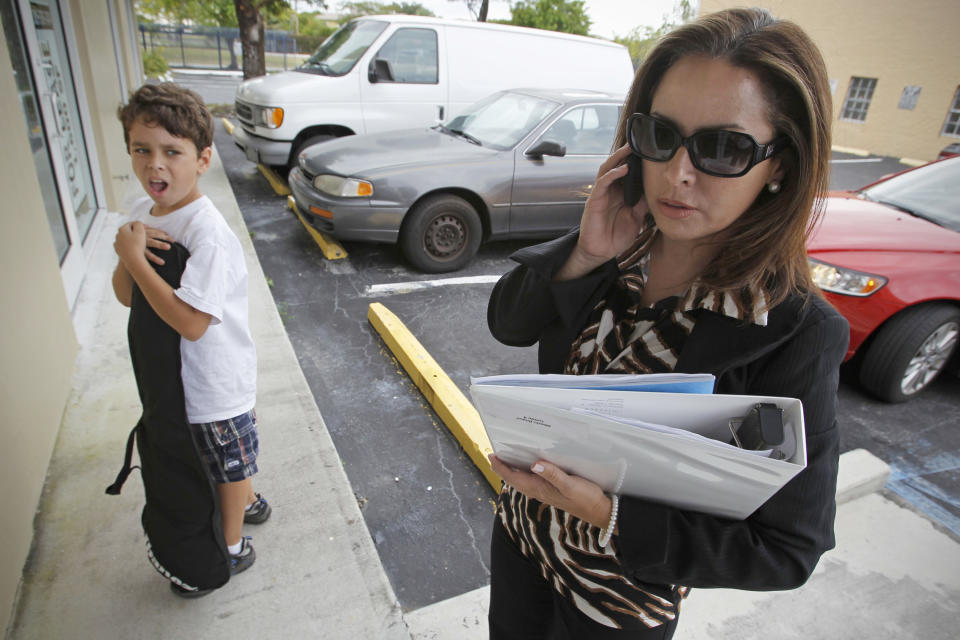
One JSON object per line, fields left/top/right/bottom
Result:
{"left": 232, "top": 15, "right": 634, "bottom": 168}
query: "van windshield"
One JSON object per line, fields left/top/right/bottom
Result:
{"left": 298, "top": 20, "right": 387, "bottom": 76}
{"left": 441, "top": 92, "right": 559, "bottom": 151}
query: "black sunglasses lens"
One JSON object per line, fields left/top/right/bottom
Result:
{"left": 692, "top": 131, "right": 755, "bottom": 175}
{"left": 632, "top": 116, "right": 678, "bottom": 160}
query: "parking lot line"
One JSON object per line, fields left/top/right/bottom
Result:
{"left": 287, "top": 195, "right": 348, "bottom": 260}
{"left": 220, "top": 117, "right": 234, "bottom": 135}
{"left": 361, "top": 276, "right": 502, "bottom": 297}
{"left": 367, "top": 302, "right": 501, "bottom": 491}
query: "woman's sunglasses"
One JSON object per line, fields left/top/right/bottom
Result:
{"left": 627, "top": 113, "right": 788, "bottom": 178}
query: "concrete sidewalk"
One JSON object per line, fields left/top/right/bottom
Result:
{"left": 7, "top": 143, "right": 960, "bottom": 639}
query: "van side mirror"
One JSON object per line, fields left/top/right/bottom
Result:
{"left": 368, "top": 58, "right": 395, "bottom": 83}
{"left": 525, "top": 140, "right": 566, "bottom": 159}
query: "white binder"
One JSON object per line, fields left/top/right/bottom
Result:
{"left": 469, "top": 380, "right": 806, "bottom": 520}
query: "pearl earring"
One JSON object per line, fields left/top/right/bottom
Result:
{"left": 767, "top": 181, "right": 781, "bottom": 194}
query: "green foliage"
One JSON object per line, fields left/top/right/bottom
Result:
{"left": 138, "top": 0, "right": 238, "bottom": 27}
{"left": 613, "top": 0, "right": 694, "bottom": 68}
{"left": 290, "top": 12, "right": 338, "bottom": 53}
{"left": 138, "top": 0, "right": 323, "bottom": 28}
{"left": 142, "top": 48, "right": 169, "bottom": 77}
{"left": 508, "top": 0, "right": 591, "bottom": 36}
{"left": 338, "top": 1, "right": 435, "bottom": 23}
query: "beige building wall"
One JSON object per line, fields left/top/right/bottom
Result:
{"left": 0, "top": 33, "right": 79, "bottom": 635}
{"left": 1, "top": 0, "right": 140, "bottom": 632}
{"left": 699, "top": 0, "right": 960, "bottom": 162}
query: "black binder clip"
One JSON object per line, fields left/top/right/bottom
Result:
{"left": 729, "top": 403, "right": 785, "bottom": 459}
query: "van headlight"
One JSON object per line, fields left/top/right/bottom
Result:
{"left": 258, "top": 107, "right": 284, "bottom": 128}
{"left": 313, "top": 174, "right": 373, "bottom": 197}
{"left": 808, "top": 258, "right": 887, "bottom": 296}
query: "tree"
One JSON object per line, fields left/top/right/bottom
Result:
{"left": 140, "top": 0, "right": 325, "bottom": 78}
{"left": 508, "top": 0, "right": 590, "bottom": 36}
{"left": 338, "top": 2, "right": 435, "bottom": 23}
{"left": 613, "top": 0, "right": 694, "bottom": 68}
{"left": 449, "top": 0, "right": 489, "bottom": 21}
{"left": 139, "top": 0, "right": 245, "bottom": 69}
{"left": 234, "top": 1, "right": 298, "bottom": 79}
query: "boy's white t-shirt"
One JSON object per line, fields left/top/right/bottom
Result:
{"left": 130, "top": 195, "right": 257, "bottom": 423}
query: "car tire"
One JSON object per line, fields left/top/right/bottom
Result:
{"left": 288, "top": 134, "right": 335, "bottom": 171}
{"left": 858, "top": 304, "right": 960, "bottom": 403}
{"left": 400, "top": 195, "right": 482, "bottom": 273}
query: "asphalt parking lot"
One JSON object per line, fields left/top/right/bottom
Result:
{"left": 210, "top": 119, "right": 959, "bottom": 612}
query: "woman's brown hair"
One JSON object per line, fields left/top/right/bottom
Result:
{"left": 615, "top": 7, "right": 832, "bottom": 307}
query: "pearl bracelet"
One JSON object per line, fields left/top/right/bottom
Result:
{"left": 598, "top": 494, "right": 620, "bottom": 548}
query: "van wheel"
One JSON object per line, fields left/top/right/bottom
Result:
{"left": 400, "top": 195, "right": 482, "bottom": 273}
{"left": 859, "top": 304, "right": 960, "bottom": 402}
{"left": 288, "top": 134, "right": 335, "bottom": 171}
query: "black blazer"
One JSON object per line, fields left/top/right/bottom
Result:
{"left": 488, "top": 231, "right": 850, "bottom": 591}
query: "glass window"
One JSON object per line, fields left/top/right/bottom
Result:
{"left": 862, "top": 158, "right": 960, "bottom": 232}
{"left": 541, "top": 105, "right": 620, "bottom": 155}
{"left": 1, "top": 0, "right": 69, "bottom": 261}
{"left": 445, "top": 91, "right": 558, "bottom": 150}
{"left": 941, "top": 86, "right": 960, "bottom": 137}
{"left": 298, "top": 19, "right": 388, "bottom": 76}
{"left": 373, "top": 28, "right": 438, "bottom": 84}
{"left": 841, "top": 77, "right": 877, "bottom": 122}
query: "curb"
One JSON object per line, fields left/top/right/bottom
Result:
{"left": 835, "top": 447, "right": 890, "bottom": 503}
{"left": 367, "top": 302, "right": 500, "bottom": 491}
{"left": 258, "top": 163, "right": 291, "bottom": 196}
{"left": 286, "top": 196, "right": 348, "bottom": 260}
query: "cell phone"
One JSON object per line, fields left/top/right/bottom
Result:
{"left": 622, "top": 153, "right": 644, "bottom": 206}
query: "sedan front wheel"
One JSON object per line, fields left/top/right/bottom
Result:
{"left": 859, "top": 304, "right": 960, "bottom": 403}
{"left": 400, "top": 195, "right": 482, "bottom": 273}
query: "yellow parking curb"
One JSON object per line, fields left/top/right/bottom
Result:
{"left": 367, "top": 302, "right": 500, "bottom": 492}
{"left": 259, "top": 164, "right": 291, "bottom": 196}
{"left": 287, "top": 196, "right": 348, "bottom": 260}
{"left": 220, "top": 117, "right": 234, "bottom": 135}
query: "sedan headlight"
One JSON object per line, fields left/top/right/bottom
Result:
{"left": 313, "top": 174, "right": 373, "bottom": 197}
{"left": 258, "top": 107, "right": 284, "bottom": 128}
{"left": 808, "top": 258, "right": 887, "bottom": 296}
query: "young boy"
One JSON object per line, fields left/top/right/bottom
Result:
{"left": 112, "top": 83, "right": 270, "bottom": 596}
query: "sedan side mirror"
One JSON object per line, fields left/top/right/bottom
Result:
{"left": 368, "top": 58, "right": 395, "bottom": 83}
{"left": 525, "top": 139, "right": 566, "bottom": 159}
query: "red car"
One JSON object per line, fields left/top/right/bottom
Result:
{"left": 807, "top": 156, "right": 960, "bottom": 402}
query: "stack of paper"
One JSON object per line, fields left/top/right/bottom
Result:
{"left": 469, "top": 374, "right": 806, "bottom": 520}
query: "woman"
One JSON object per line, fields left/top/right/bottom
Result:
{"left": 485, "top": 8, "right": 849, "bottom": 639}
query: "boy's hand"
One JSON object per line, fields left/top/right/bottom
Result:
{"left": 143, "top": 225, "right": 174, "bottom": 265}
{"left": 115, "top": 222, "right": 173, "bottom": 266}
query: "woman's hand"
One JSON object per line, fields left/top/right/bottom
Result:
{"left": 489, "top": 454, "right": 613, "bottom": 529}
{"left": 555, "top": 145, "right": 648, "bottom": 281}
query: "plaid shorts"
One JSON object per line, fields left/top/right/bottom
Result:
{"left": 190, "top": 409, "right": 259, "bottom": 483}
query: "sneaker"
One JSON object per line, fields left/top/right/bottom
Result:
{"left": 230, "top": 536, "right": 256, "bottom": 575}
{"left": 244, "top": 493, "right": 272, "bottom": 524}
{"left": 170, "top": 581, "right": 216, "bottom": 598}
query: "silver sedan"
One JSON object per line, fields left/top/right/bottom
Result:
{"left": 288, "top": 88, "right": 624, "bottom": 272}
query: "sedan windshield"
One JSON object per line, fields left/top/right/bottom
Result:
{"left": 441, "top": 92, "right": 559, "bottom": 151}
{"left": 861, "top": 157, "right": 960, "bottom": 232}
{"left": 298, "top": 20, "right": 387, "bottom": 76}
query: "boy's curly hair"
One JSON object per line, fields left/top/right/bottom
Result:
{"left": 118, "top": 83, "right": 213, "bottom": 155}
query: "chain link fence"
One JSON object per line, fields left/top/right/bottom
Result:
{"left": 138, "top": 23, "right": 310, "bottom": 72}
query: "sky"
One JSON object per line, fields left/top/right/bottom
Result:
{"left": 379, "top": 1, "right": 684, "bottom": 41}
